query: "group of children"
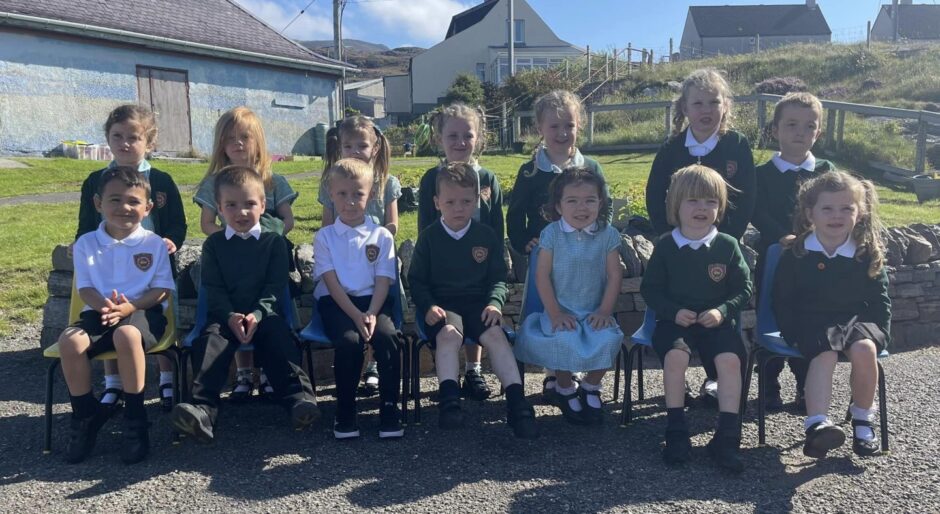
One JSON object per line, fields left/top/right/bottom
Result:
{"left": 55, "top": 67, "right": 890, "bottom": 472}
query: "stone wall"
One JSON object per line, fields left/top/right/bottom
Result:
{"left": 40, "top": 223, "right": 940, "bottom": 380}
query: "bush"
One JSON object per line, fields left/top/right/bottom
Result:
{"left": 443, "top": 74, "right": 484, "bottom": 107}
{"left": 753, "top": 76, "right": 808, "bottom": 95}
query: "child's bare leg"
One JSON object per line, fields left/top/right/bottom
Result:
{"left": 464, "top": 343, "right": 483, "bottom": 369}
{"left": 714, "top": 352, "right": 741, "bottom": 413}
{"left": 477, "top": 327, "right": 520, "bottom": 386}
{"left": 847, "top": 340, "right": 878, "bottom": 410}
{"left": 663, "top": 349, "right": 690, "bottom": 409}
{"left": 113, "top": 326, "right": 146, "bottom": 395}
{"left": 435, "top": 326, "right": 462, "bottom": 384}
{"left": 59, "top": 328, "right": 93, "bottom": 396}
{"left": 804, "top": 351, "right": 838, "bottom": 418}
{"left": 555, "top": 370, "right": 574, "bottom": 389}
{"left": 234, "top": 350, "right": 254, "bottom": 371}
{"left": 583, "top": 370, "right": 606, "bottom": 387}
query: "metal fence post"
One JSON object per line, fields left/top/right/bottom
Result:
{"left": 916, "top": 117, "right": 928, "bottom": 174}
{"left": 587, "top": 109, "right": 595, "bottom": 148}
{"left": 837, "top": 110, "right": 846, "bottom": 151}
{"left": 664, "top": 105, "right": 672, "bottom": 140}
{"left": 756, "top": 99, "right": 767, "bottom": 148}
{"left": 826, "top": 109, "right": 837, "bottom": 152}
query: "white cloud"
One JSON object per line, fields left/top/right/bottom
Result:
{"left": 235, "top": 0, "right": 333, "bottom": 41}
{"left": 356, "top": 0, "right": 474, "bottom": 46}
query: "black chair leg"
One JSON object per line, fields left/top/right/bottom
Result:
{"left": 44, "top": 360, "right": 59, "bottom": 454}
{"left": 621, "top": 345, "right": 638, "bottom": 426}
{"left": 739, "top": 350, "right": 755, "bottom": 428}
{"left": 757, "top": 352, "right": 768, "bottom": 446}
{"left": 413, "top": 340, "right": 424, "bottom": 425}
{"left": 637, "top": 346, "right": 645, "bottom": 401}
{"left": 400, "top": 335, "right": 410, "bottom": 426}
{"left": 878, "top": 361, "right": 889, "bottom": 453}
{"left": 166, "top": 350, "right": 181, "bottom": 444}
{"left": 613, "top": 346, "right": 622, "bottom": 403}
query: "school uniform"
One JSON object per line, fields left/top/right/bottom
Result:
{"left": 640, "top": 227, "right": 752, "bottom": 364}
{"left": 772, "top": 234, "right": 890, "bottom": 361}
{"left": 77, "top": 161, "right": 187, "bottom": 273}
{"left": 313, "top": 218, "right": 401, "bottom": 411}
{"left": 71, "top": 222, "right": 175, "bottom": 357}
{"left": 514, "top": 220, "right": 624, "bottom": 371}
{"left": 645, "top": 129, "right": 756, "bottom": 239}
{"left": 188, "top": 225, "right": 314, "bottom": 423}
{"left": 408, "top": 219, "right": 508, "bottom": 344}
{"left": 320, "top": 175, "right": 402, "bottom": 227}
{"left": 507, "top": 148, "right": 610, "bottom": 255}
{"left": 752, "top": 153, "right": 834, "bottom": 389}
{"left": 418, "top": 162, "right": 504, "bottom": 249}
{"left": 194, "top": 173, "right": 298, "bottom": 235}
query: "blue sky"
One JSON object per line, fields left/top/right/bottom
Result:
{"left": 236, "top": 0, "right": 911, "bottom": 54}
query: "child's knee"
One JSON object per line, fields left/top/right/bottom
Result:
{"left": 663, "top": 349, "right": 689, "bottom": 372}
{"left": 113, "top": 325, "right": 143, "bottom": 347}
{"left": 435, "top": 326, "right": 462, "bottom": 351}
{"left": 58, "top": 328, "right": 89, "bottom": 356}
{"left": 848, "top": 339, "right": 878, "bottom": 360}
{"left": 479, "top": 326, "right": 509, "bottom": 349}
{"left": 714, "top": 352, "right": 740, "bottom": 372}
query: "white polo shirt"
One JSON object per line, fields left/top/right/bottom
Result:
{"left": 313, "top": 218, "right": 396, "bottom": 299}
{"left": 73, "top": 222, "right": 176, "bottom": 311}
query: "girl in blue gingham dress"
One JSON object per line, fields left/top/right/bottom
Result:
{"left": 514, "top": 167, "right": 624, "bottom": 424}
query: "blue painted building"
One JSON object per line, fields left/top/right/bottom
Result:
{"left": 0, "top": 0, "right": 351, "bottom": 155}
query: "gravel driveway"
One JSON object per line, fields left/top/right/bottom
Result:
{"left": 2, "top": 323, "right": 938, "bottom": 513}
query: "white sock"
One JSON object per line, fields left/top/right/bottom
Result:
{"left": 466, "top": 361, "right": 482, "bottom": 374}
{"left": 101, "top": 375, "right": 123, "bottom": 404}
{"left": 159, "top": 371, "right": 174, "bottom": 397}
{"left": 557, "top": 384, "right": 582, "bottom": 412}
{"left": 804, "top": 414, "right": 831, "bottom": 431}
{"left": 580, "top": 381, "right": 603, "bottom": 409}
{"left": 850, "top": 404, "right": 876, "bottom": 441}
{"left": 260, "top": 371, "right": 274, "bottom": 393}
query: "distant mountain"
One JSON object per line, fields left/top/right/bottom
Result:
{"left": 298, "top": 39, "right": 425, "bottom": 79}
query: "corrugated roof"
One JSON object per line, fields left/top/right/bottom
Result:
{"left": 879, "top": 4, "right": 940, "bottom": 39}
{"left": 689, "top": 4, "right": 831, "bottom": 38}
{"left": 0, "top": 0, "right": 348, "bottom": 71}
{"left": 446, "top": 0, "right": 499, "bottom": 39}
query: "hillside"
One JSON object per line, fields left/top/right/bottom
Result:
{"left": 299, "top": 39, "right": 424, "bottom": 79}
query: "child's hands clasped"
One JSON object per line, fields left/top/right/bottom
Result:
{"left": 162, "top": 237, "right": 177, "bottom": 255}
{"left": 587, "top": 310, "right": 615, "bottom": 330}
{"left": 525, "top": 237, "right": 539, "bottom": 253}
{"left": 227, "top": 312, "right": 258, "bottom": 344}
{"left": 696, "top": 309, "right": 723, "bottom": 328}
{"left": 425, "top": 305, "right": 447, "bottom": 326}
{"left": 357, "top": 311, "right": 376, "bottom": 341}
{"left": 100, "top": 290, "right": 134, "bottom": 326}
{"left": 675, "top": 309, "right": 698, "bottom": 327}
{"left": 481, "top": 305, "right": 502, "bottom": 327}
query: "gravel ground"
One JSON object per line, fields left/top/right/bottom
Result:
{"left": 2, "top": 323, "right": 939, "bottom": 513}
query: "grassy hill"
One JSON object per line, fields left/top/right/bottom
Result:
{"left": 299, "top": 39, "right": 424, "bottom": 80}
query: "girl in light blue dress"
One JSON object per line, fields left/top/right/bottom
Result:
{"left": 515, "top": 167, "right": 624, "bottom": 425}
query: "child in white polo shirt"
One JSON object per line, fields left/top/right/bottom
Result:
{"left": 314, "top": 158, "right": 403, "bottom": 440}
{"left": 59, "top": 166, "right": 175, "bottom": 465}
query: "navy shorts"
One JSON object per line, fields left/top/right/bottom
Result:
{"left": 69, "top": 306, "right": 167, "bottom": 358}
{"left": 652, "top": 320, "right": 746, "bottom": 365}
{"left": 424, "top": 296, "right": 493, "bottom": 345}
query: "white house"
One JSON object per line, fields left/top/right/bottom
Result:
{"left": 344, "top": 78, "right": 385, "bottom": 119}
{"left": 871, "top": 1, "right": 940, "bottom": 42}
{"left": 387, "top": 0, "right": 583, "bottom": 116}
{"left": 680, "top": 1, "right": 831, "bottom": 59}
{"left": 0, "top": 0, "right": 350, "bottom": 156}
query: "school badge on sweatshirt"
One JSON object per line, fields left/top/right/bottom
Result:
{"left": 708, "top": 263, "right": 726, "bottom": 282}
{"left": 134, "top": 253, "right": 153, "bottom": 271}
{"left": 365, "top": 244, "right": 380, "bottom": 263}
{"left": 472, "top": 246, "right": 488, "bottom": 263}
{"left": 155, "top": 191, "right": 167, "bottom": 208}
{"left": 725, "top": 161, "right": 738, "bottom": 178}
{"left": 480, "top": 186, "right": 491, "bottom": 202}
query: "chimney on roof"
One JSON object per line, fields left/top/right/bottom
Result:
{"left": 806, "top": 0, "right": 816, "bottom": 8}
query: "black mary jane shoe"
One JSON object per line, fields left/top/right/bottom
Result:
{"left": 803, "top": 422, "right": 845, "bottom": 459}
{"left": 159, "top": 383, "right": 174, "bottom": 413}
{"left": 99, "top": 388, "right": 125, "bottom": 417}
{"left": 556, "top": 388, "right": 587, "bottom": 425}
{"left": 542, "top": 376, "right": 560, "bottom": 406}
{"left": 851, "top": 419, "right": 881, "bottom": 457}
{"left": 578, "top": 388, "right": 604, "bottom": 425}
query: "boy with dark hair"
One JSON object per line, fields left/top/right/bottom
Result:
{"left": 408, "top": 162, "right": 538, "bottom": 439}
{"left": 171, "top": 166, "right": 319, "bottom": 442}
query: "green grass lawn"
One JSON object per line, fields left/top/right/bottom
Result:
{"left": 1, "top": 152, "right": 936, "bottom": 337}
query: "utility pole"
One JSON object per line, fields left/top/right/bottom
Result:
{"left": 508, "top": 0, "right": 515, "bottom": 78}
{"left": 334, "top": 0, "right": 346, "bottom": 115}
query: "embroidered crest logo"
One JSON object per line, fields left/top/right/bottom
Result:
{"left": 708, "top": 263, "right": 726, "bottom": 282}
{"left": 480, "top": 186, "right": 491, "bottom": 202}
{"left": 365, "top": 244, "right": 380, "bottom": 263}
{"left": 134, "top": 253, "right": 153, "bottom": 271}
{"left": 472, "top": 246, "right": 488, "bottom": 263}
{"left": 725, "top": 160, "right": 738, "bottom": 178}
{"left": 155, "top": 191, "right": 167, "bottom": 209}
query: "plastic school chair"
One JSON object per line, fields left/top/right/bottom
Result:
{"left": 752, "top": 244, "right": 890, "bottom": 452}
{"left": 619, "top": 308, "right": 752, "bottom": 427}
{"left": 179, "top": 284, "right": 297, "bottom": 402}
{"left": 42, "top": 279, "right": 180, "bottom": 454}
{"left": 297, "top": 278, "right": 410, "bottom": 422}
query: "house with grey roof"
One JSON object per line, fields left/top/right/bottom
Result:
{"left": 871, "top": 1, "right": 940, "bottom": 42}
{"left": 679, "top": 1, "right": 831, "bottom": 60}
{"left": 0, "top": 0, "right": 351, "bottom": 156}
{"left": 386, "top": 0, "right": 582, "bottom": 116}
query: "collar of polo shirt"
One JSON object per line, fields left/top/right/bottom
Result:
{"left": 94, "top": 221, "right": 147, "bottom": 247}
{"left": 772, "top": 152, "right": 816, "bottom": 173}
{"left": 334, "top": 217, "right": 375, "bottom": 236}
{"left": 805, "top": 232, "right": 857, "bottom": 259}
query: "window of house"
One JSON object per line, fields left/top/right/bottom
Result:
{"left": 506, "top": 19, "right": 525, "bottom": 43}
{"left": 476, "top": 62, "right": 486, "bottom": 82}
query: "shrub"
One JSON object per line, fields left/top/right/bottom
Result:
{"left": 753, "top": 76, "right": 808, "bottom": 95}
